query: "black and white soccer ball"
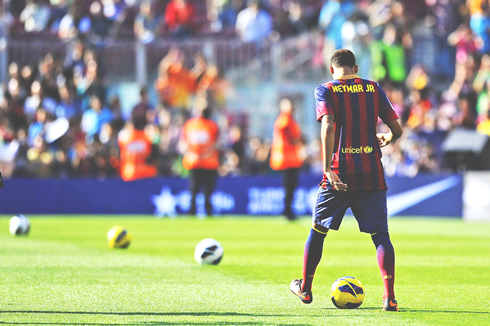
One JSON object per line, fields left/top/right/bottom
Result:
{"left": 194, "top": 238, "right": 224, "bottom": 265}
{"left": 9, "top": 215, "right": 30, "bottom": 236}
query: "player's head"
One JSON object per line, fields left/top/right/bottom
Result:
{"left": 329, "top": 49, "right": 358, "bottom": 77}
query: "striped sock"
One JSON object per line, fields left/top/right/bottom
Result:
{"left": 301, "top": 227, "right": 327, "bottom": 292}
{"left": 372, "top": 232, "right": 395, "bottom": 300}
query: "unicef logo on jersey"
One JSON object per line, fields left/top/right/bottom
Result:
{"left": 342, "top": 146, "right": 374, "bottom": 154}
{"left": 363, "top": 146, "right": 373, "bottom": 154}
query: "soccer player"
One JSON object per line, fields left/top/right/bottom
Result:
{"left": 270, "top": 98, "right": 304, "bottom": 220}
{"left": 290, "top": 49, "right": 403, "bottom": 311}
{"left": 181, "top": 99, "right": 220, "bottom": 216}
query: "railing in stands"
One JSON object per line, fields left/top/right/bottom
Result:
{"left": 6, "top": 30, "right": 444, "bottom": 86}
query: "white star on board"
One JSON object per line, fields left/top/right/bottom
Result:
{"left": 151, "top": 187, "right": 177, "bottom": 217}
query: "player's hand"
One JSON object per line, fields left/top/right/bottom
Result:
{"left": 325, "top": 170, "right": 348, "bottom": 192}
{"left": 377, "top": 132, "right": 393, "bottom": 148}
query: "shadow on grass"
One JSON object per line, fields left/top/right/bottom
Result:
{"left": 1, "top": 323, "right": 307, "bottom": 326}
{"left": 0, "top": 311, "right": 312, "bottom": 326}
{"left": 402, "top": 309, "right": 490, "bottom": 314}
{"left": 321, "top": 307, "right": 490, "bottom": 314}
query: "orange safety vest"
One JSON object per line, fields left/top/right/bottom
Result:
{"left": 182, "top": 117, "right": 219, "bottom": 170}
{"left": 270, "top": 112, "right": 303, "bottom": 170}
{"left": 118, "top": 129, "right": 158, "bottom": 181}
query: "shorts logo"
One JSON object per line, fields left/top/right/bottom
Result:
{"left": 342, "top": 146, "right": 374, "bottom": 154}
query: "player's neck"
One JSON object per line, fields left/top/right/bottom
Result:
{"left": 333, "top": 68, "right": 358, "bottom": 80}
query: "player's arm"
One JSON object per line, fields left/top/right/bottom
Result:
{"left": 377, "top": 119, "right": 403, "bottom": 148}
{"left": 321, "top": 114, "right": 347, "bottom": 191}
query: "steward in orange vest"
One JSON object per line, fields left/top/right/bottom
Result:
{"left": 118, "top": 122, "right": 158, "bottom": 181}
{"left": 181, "top": 104, "right": 219, "bottom": 216}
{"left": 270, "top": 98, "right": 304, "bottom": 220}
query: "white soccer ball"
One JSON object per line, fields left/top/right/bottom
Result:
{"left": 194, "top": 238, "right": 224, "bottom": 265}
{"left": 9, "top": 215, "right": 30, "bottom": 236}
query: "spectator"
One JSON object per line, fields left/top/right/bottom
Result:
{"left": 235, "top": 0, "right": 272, "bottom": 42}
{"left": 20, "top": 0, "right": 51, "bottom": 33}
{"left": 81, "top": 95, "right": 114, "bottom": 142}
{"left": 24, "top": 80, "right": 43, "bottom": 119}
{"left": 319, "top": 0, "right": 355, "bottom": 55}
{"left": 208, "top": 0, "right": 243, "bottom": 33}
{"left": 48, "top": 0, "right": 70, "bottom": 33}
{"left": 90, "top": 0, "right": 113, "bottom": 40}
{"left": 469, "top": 0, "right": 490, "bottom": 53}
{"left": 131, "top": 87, "right": 153, "bottom": 127}
{"left": 448, "top": 24, "right": 480, "bottom": 65}
{"left": 6, "top": 76, "right": 27, "bottom": 131}
{"left": 154, "top": 48, "right": 199, "bottom": 110}
{"left": 164, "top": 0, "right": 195, "bottom": 37}
{"left": 0, "top": 0, "right": 14, "bottom": 82}
{"left": 455, "top": 94, "right": 477, "bottom": 129}
{"left": 197, "top": 64, "right": 228, "bottom": 110}
{"left": 371, "top": 24, "right": 407, "bottom": 85}
{"left": 74, "top": 58, "right": 105, "bottom": 102}
{"left": 349, "top": 20, "right": 373, "bottom": 79}
{"left": 427, "top": 0, "right": 462, "bottom": 38}
{"left": 477, "top": 105, "right": 490, "bottom": 135}
{"left": 406, "top": 89, "right": 433, "bottom": 130}
{"left": 286, "top": 1, "right": 308, "bottom": 36}
{"left": 107, "top": 95, "right": 125, "bottom": 130}
{"left": 58, "top": 3, "right": 91, "bottom": 41}
{"left": 405, "top": 65, "right": 430, "bottom": 91}
{"left": 134, "top": 0, "right": 159, "bottom": 43}
{"left": 25, "top": 134, "right": 56, "bottom": 177}
{"left": 20, "top": 65, "right": 35, "bottom": 94}
{"left": 55, "top": 84, "right": 80, "bottom": 121}
{"left": 28, "top": 107, "right": 47, "bottom": 146}
{"left": 275, "top": 0, "right": 309, "bottom": 38}
{"left": 102, "top": 0, "right": 126, "bottom": 22}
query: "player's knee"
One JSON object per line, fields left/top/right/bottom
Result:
{"left": 371, "top": 231, "right": 390, "bottom": 243}
{"left": 312, "top": 223, "right": 329, "bottom": 235}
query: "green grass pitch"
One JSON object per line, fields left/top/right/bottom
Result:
{"left": 0, "top": 215, "right": 489, "bottom": 325}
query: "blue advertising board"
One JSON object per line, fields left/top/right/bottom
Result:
{"left": 0, "top": 174, "right": 462, "bottom": 217}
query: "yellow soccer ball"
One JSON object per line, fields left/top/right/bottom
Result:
{"left": 330, "top": 276, "right": 365, "bottom": 309}
{"left": 107, "top": 226, "right": 132, "bottom": 249}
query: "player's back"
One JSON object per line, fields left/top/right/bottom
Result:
{"left": 315, "top": 76, "right": 398, "bottom": 190}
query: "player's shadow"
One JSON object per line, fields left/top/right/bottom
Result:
{"left": 0, "top": 323, "right": 308, "bottom": 326}
{"left": 0, "top": 311, "right": 313, "bottom": 326}
{"left": 322, "top": 307, "right": 490, "bottom": 314}
{"left": 403, "top": 308, "right": 490, "bottom": 314}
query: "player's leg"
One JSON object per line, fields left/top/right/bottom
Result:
{"left": 301, "top": 223, "right": 328, "bottom": 291}
{"left": 189, "top": 169, "right": 200, "bottom": 215}
{"left": 351, "top": 190, "right": 397, "bottom": 311}
{"left": 371, "top": 231, "right": 396, "bottom": 311}
{"left": 283, "top": 168, "right": 299, "bottom": 220}
{"left": 290, "top": 223, "right": 327, "bottom": 304}
{"left": 291, "top": 187, "right": 351, "bottom": 304}
{"left": 203, "top": 169, "right": 217, "bottom": 216}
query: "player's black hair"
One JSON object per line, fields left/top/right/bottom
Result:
{"left": 330, "top": 49, "right": 356, "bottom": 68}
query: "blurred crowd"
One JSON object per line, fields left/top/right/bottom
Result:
{"left": 1, "top": 0, "right": 490, "bottom": 179}
{"left": 0, "top": 0, "right": 319, "bottom": 42}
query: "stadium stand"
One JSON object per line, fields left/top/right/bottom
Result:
{"left": 0, "top": 0, "right": 489, "bottom": 180}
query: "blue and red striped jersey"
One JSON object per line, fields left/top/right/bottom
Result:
{"left": 315, "top": 76, "right": 398, "bottom": 190}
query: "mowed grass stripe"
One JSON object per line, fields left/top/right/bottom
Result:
{"left": 0, "top": 216, "right": 489, "bottom": 325}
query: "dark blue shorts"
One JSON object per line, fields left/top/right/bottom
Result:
{"left": 312, "top": 188, "right": 388, "bottom": 234}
